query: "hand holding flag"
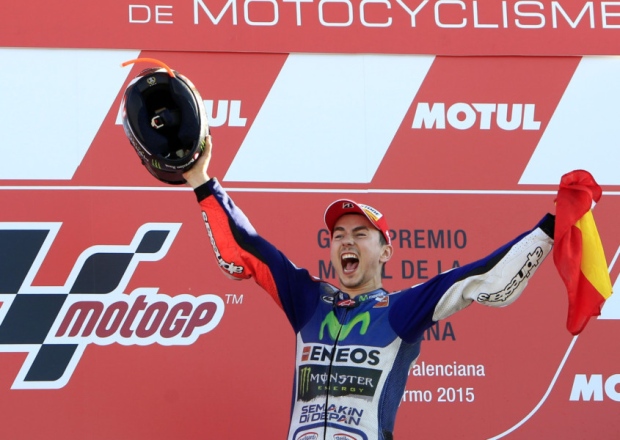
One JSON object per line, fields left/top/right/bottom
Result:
{"left": 553, "top": 169, "right": 613, "bottom": 335}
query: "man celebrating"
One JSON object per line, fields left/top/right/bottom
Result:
{"left": 183, "top": 135, "right": 555, "bottom": 440}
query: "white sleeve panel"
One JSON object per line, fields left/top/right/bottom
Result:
{"left": 432, "top": 228, "right": 553, "bottom": 322}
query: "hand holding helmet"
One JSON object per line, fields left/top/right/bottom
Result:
{"left": 182, "top": 134, "right": 213, "bottom": 189}
{"left": 120, "top": 59, "right": 209, "bottom": 185}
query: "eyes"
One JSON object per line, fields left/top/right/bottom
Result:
{"left": 333, "top": 231, "right": 368, "bottom": 240}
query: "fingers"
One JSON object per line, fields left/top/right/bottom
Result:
{"left": 203, "top": 134, "right": 213, "bottom": 163}
{"left": 183, "top": 135, "right": 212, "bottom": 188}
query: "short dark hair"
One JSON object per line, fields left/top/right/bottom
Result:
{"left": 379, "top": 232, "right": 387, "bottom": 246}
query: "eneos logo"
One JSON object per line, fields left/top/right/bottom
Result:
{"left": 0, "top": 222, "right": 224, "bottom": 389}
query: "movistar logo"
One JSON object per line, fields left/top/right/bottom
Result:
{"left": 319, "top": 311, "right": 370, "bottom": 341}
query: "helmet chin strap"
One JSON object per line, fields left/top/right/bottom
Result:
{"left": 151, "top": 107, "right": 181, "bottom": 130}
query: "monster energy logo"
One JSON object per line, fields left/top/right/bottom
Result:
{"left": 319, "top": 311, "right": 370, "bottom": 341}
{"left": 151, "top": 159, "right": 162, "bottom": 170}
{"left": 297, "top": 364, "right": 382, "bottom": 402}
{"left": 299, "top": 366, "right": 312, "bottom": 397}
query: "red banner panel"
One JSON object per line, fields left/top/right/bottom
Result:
{"left": 0, "top": 48, "right": 619, "bottom": 439}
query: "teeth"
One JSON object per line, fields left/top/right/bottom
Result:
{"left": 341, "top": 252, "right": 358, "bottom": 274}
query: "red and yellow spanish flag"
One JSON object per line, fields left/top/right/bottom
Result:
{"left": 554, "top": 170, "right": 613, "bottom": 335}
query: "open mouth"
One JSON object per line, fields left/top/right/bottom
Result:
{"left": 341, "top": 252, "right": 359, "bottom": 274}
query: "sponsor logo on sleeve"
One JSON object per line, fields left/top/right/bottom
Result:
{"left": 477, "top": 246, "right": 544, "bottom": 303}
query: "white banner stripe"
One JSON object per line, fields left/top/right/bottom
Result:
{"left": 224, "top": 53, "right": 434, "bottom": 183}
{"left": 520, "top": 56, "right": 620, "bottom": 186}
{"left": 0, "top": 48, "right": 140, "bottom": 180}
{"left": 5, "top": 186, "right": 620, "bottom": 196}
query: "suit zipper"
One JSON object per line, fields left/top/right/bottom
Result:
{"left": 323, "top": 306, "right": 349, "bottom": 440}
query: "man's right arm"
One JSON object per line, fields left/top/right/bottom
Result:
{"left": 183, "top": 137, "right": 321, "bottom": 331}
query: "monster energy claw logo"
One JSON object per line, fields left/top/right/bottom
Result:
{"left": 320, "top": 311, "right": 370, "bottom": 341}
{"left": 299, "top": 366, "right": 312, "bottom": 397}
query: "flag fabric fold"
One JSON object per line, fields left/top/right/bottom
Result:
{"left": 553, "top": 169, "right": 613, "bottom": 335}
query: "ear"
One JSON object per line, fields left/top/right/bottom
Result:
{"left": 380, "top": 244, "right": 394, "bottom": 263}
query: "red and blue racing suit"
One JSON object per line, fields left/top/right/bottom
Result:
{"left": 193, "top": 178, "right": 555, "bottom": 440}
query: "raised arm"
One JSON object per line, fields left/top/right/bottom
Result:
{"left": 390, "top": 214, "right": 555, "bottom": 342}
{"left": 182, "top": 136, "right": 322, "bottom": 331}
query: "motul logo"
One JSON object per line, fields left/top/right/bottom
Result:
{"left": 204, "top": 99, "right": 247, "bottom": 127}
{"left": 412, "top": 102, "right": 541, "bottom": 130}
{"left": 569, "top": 374, "right": 620, "bottom": 402}
{"left": 0, "top": 222, "right": 225, "bottom": 389}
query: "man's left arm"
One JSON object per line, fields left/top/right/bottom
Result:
{"left": 390, "top": 214, "right": 554, "bottom": 342}
{"left": 431, "top": 213, "right": 555, "bottom": 321}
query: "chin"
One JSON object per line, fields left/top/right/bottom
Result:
{"left": 340, "top": 276, "right": 361, "bottom": 289}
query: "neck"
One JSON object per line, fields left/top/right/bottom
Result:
{"left": 339, "top": 282, "right": 384, "bottom": 298}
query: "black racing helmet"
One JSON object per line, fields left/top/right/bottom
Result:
{"left": 121, "top": 59, "right": 209, "bottom": 185}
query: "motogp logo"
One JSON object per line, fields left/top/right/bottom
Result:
{"left": 0, "top": 222, "right": 224, "bottom": 389}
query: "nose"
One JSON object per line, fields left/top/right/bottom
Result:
{"left": 341, "top": 233, "right": 354, "bottom": 245}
